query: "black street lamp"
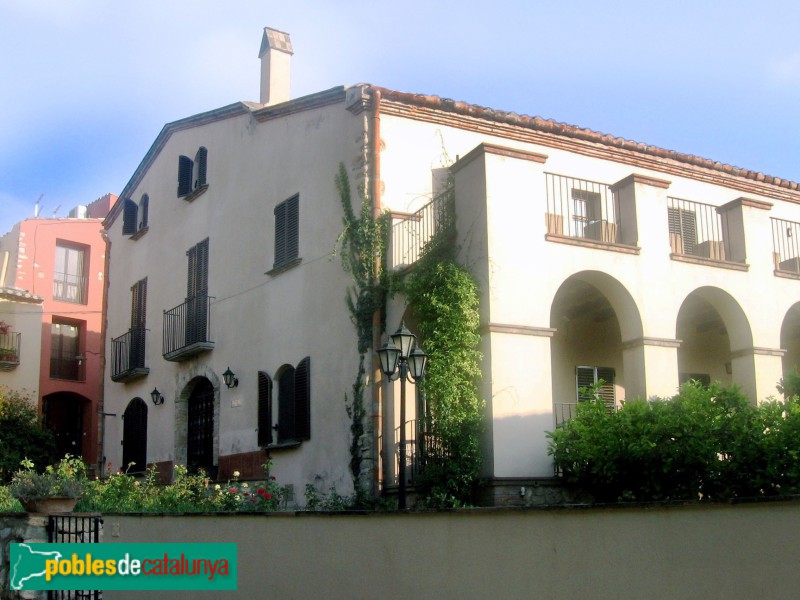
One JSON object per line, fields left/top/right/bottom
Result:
{"left": 377, "top": 322, "right": 428, "bottom": 509}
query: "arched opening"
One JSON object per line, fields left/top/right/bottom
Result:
{"left": 676, "top": 287, "right": 752, "bottom": 389}
{"left": 550, "top": 272, "right": 641, "bottom": 424}
{"left": 780, "top": 302, "right": 800, "bottom": 384}
{"left": 43, "top": 392, "right": 90, "bottom": 460}
{"left": 122, "top": 398, "right": 148, "bottom": 473}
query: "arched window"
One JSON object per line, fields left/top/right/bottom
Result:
{"left": 122, "top": 398, "right": 148, "bottom": 473}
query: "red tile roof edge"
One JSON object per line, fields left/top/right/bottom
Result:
{"left": 370, "top": 86, "right": 798, "bottom": 192}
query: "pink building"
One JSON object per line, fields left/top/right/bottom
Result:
{"left": 0, "top": 194, "right": 116, "bottom": 469}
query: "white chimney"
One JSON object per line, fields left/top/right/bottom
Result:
{"left": 259, "top": 27, "right": 293, "bottom": 106}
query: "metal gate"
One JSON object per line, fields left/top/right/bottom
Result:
{"left": 188, "top": 378, "right": 215, "bottom": 476}
{"left": 47, "top": 515, "right": 103, "bottom": 599}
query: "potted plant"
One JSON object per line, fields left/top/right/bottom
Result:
{"left": 10, "top": 455, "right": 88, "bottom": 513}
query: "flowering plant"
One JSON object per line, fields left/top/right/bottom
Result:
{"left": 9, "top": 455, "right": 88, "bottom": 503}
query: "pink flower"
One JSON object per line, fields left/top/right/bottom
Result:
{"left": 264, "top": 492, "right": 272, "bottom": 500}
{"left": 230, "top": 487, "right": 238, "bottom": 493}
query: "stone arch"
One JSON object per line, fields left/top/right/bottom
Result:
{"left": 174, "top": 366, "right": 221, "bottom": 476}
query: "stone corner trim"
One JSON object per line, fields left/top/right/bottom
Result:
{"left": 621, "top": 337, "right": 682, "bottom": 351}
{"left": 718, "top": 197, "right": 774, "bottom": 212}
{"left": 730, "top": 347, "right": 786, "bottom": 359}
{"left": 453, "top": 142, "right": 548, "bottom": 173}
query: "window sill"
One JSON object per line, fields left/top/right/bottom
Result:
{"left": 266, "top": 257, "right": 302, "bottom": 277}
{"left": 265, "top": 441, "right": 302, "bottom": 451}
{"left": 670, "top": 253, "right": 749, "bottom": 271}
{"left": 130, "top": 226, "right": 149, "bottom": 240}
{"left": 545, "top": 234, "right": 640, "bottom": 255}
{"left": 180, "top": 184, "right": 209, "bottom": 203}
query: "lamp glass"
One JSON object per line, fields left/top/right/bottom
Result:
{"left": 377, "top": 341, "right": 401, "bottom": 376}
{"left": 408, "top": 347, "right": 428, "bottom": 380}
{"left": 390, "top": 322, "right": 416, "bottom": 358}
{"left": 150, "top": 388, "right": 163, "bottom": 406}
{"left": 222, "top": 367, "right": 236, "bottom": 388}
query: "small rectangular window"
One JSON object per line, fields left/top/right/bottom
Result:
{"left": 50, "top": 319, "right": 83, "bottom": 380}
{"left": 576, "top": 365, "right": 615, "bottom": 408}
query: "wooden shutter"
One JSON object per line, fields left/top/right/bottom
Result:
{"left": 122, "top": 199, "right": 138, "bottom": 235}
{"left": 286, "top": 194, "right": 299, "bottom": 262}
{"left": 294, "top": 356, "right": 310, "bottom": 440}
{"left": 258, "top": 371, "right": 273, "bottom": 446}
{"left": 596, "top": 367, "right": 616, "bottom": 408}
{"left": 195, "top": 147, "right": 208, "bottom": 188}
{"left": 668, "top": 207, "right": 697, "bottom": 255}
{"left": 178, "top": 155, "right": 193, "bottom": 196}
{"left": 274, "top": 201, "right": 288, "bottom": 266}
{"left": 139, "top": 195, "right": 149, "bottom": 229}
{"left": 130, "top": 278, "right": 147, "bottom": 368}
{"left": 576, "top": 366, "right": 596, "bottom": 402}
{"left": 277, "top": 366, "right": 295, "bottom": 442}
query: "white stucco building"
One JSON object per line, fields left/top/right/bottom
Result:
{"left": 102, "top": 27, "right": 800, "bottom": 505}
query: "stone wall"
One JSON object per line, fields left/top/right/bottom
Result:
{"left": 0, "top": 514, "right": 47, "bottom": 600}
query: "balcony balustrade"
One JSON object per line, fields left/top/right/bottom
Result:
{"left": 53, "top": 272, "right": 87, "bottom": 304}
{"left": 545, "top": 173, "right": 620, "bottom": 243}
{"left": 163, "top": 294, "right": 214, "bottom": 361}
{"left": 0, "top": 331, "right": 21, "bottom": 371}
{"left": 390, "top": 193, "right": 454, "bottom": 270}
{"left": 772, "top": 217, "right": 800, "bottom": 274}
{"left": 110, "top": 326, "right": 149, "bottom": 382}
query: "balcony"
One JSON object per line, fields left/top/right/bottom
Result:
{"left": 110, "top": 327, "right": 149, "bottom": 382}
{"left": 0, "top": 331, "right": 21, "bottom": 371}
{"left": 384, "top": 419, "right": 447, "bottom": 487}
{"left": 163, "top": 294, "right": 214, "bottom": 361}
{"left": 390, "top": 192, "right": 454, "bottom": 270}
{"left": 545, "top": 173, "right": 622, "bottom": 244}
{"left": 53, "top": 272, "right": 87, "bottom": 304}
{"left": 772, "top": 218, "right": 800, "bottom": 276}
{"left": 667, "top": 197, "right": 746, "bottom": 266}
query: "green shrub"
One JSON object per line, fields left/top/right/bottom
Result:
{"left": 0, "top": 387, "right": 56, "bottom": 483}
{"left": 548, "top": 381, "right": 800, "bottom": 502}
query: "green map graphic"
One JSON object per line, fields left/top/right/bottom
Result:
{"left": 10, "top": 543, "right": 62, "bottom": 590}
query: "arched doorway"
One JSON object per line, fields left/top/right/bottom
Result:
{"left": 122, "top": 398, "right": 148, "bottom": 473}
{"left": 550, "top": 273, "right": 640, "bottom": 424}
{"left": 676, "top": 287, "right": 752, "bottom": 393}
{"left": 43, "top": 392, "right": 88, "bottom": 460}
{"left": 187, "top": 378, "right": 215, "bottom": 476}
{"left": 781, "top": 302, "right": 800, "bottom": 382}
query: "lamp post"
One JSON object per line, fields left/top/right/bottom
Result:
{"left": 377, "top": 322, "right": 428, "bottom": 510}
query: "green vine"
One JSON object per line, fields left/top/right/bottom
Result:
{"left": 400, "top": 175, "right": 484, "bottom": 507}
{"left": 333, "top": 163, "right": 390, "bottom": 499}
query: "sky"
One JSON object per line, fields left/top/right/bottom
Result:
{"left": 1, "top": 0, "right": 799, "bottom": 235}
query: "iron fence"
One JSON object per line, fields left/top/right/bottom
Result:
{"left": 47, "top": 515, "right": 102, "bottom": 600}
{"left": 391, "top": 193, "right": 453, "bottom": 268}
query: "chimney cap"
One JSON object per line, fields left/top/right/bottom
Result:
{"left": 259, "top": 27, "right": 293, "bottom": 58}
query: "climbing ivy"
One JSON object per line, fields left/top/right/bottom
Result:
{"left": 334, "top": 163, "right": 389, "bottom": 500}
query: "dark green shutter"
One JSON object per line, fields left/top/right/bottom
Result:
{"left": 122, "top": 199, "right": 138, "bottom": 235}
{"left": 178, "top": 155, "right": 193, "bottom": 196}
{"left": 278, "top": 366, "right": 295, "bottom": 442}
{"left": 196, "top": 147, "right": 208, "bottom": 188}
{"left": 258, "top": 371, "right": 273, "bottom": 446}
{"left": 139, "top": 195, "right": 149, "bottom": 229}
{"left": 274, "top": 201, "right": 287, "bottom": 267}
{"left": 576, "top": 366, "right": 595, "bottom": 402}
{"left": 294, "top": 357, "right": 310, "bottom": 440}
{"left": 286, "top": 194, "right": 299, "bottom": 262}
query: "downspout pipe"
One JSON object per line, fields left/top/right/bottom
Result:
{"left": 370, "top": 88, "right": 383, "bottom": 497}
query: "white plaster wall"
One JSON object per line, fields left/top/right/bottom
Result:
{"left": 104, "top": 101, "right": 368, "bottom": 496}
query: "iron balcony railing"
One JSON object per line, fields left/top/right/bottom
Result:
{"left": 771, "top": 217, "right": 800, "bottom": 274}
{"left": 53, "top": 271, "right": 87, "bottom": 304}
{"left": 554, "top": 400, "right": 617, "bottom": 427}
{"left": 0, "top": 331, "right": 21, "bottom": 370}
{"left": 545, "top": 173, "right": 619, "bottom": 243}
{"left": 111, "top": 326, "right": 148, "bottom": 381}
{"left": 391, "top": 192, "right": 454, "bottom": 269}
{"left": 667, "top": 197, "right": 732, "bottom": 261}
{"left": 387, "top": 419, "right": 448, "bottom": 487}
{"left": 163, "top": 294, "right": 214, "bottom": 360}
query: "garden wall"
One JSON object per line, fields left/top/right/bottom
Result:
{"left": 104, "top": 500, "right": 800, "bottom": 599}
